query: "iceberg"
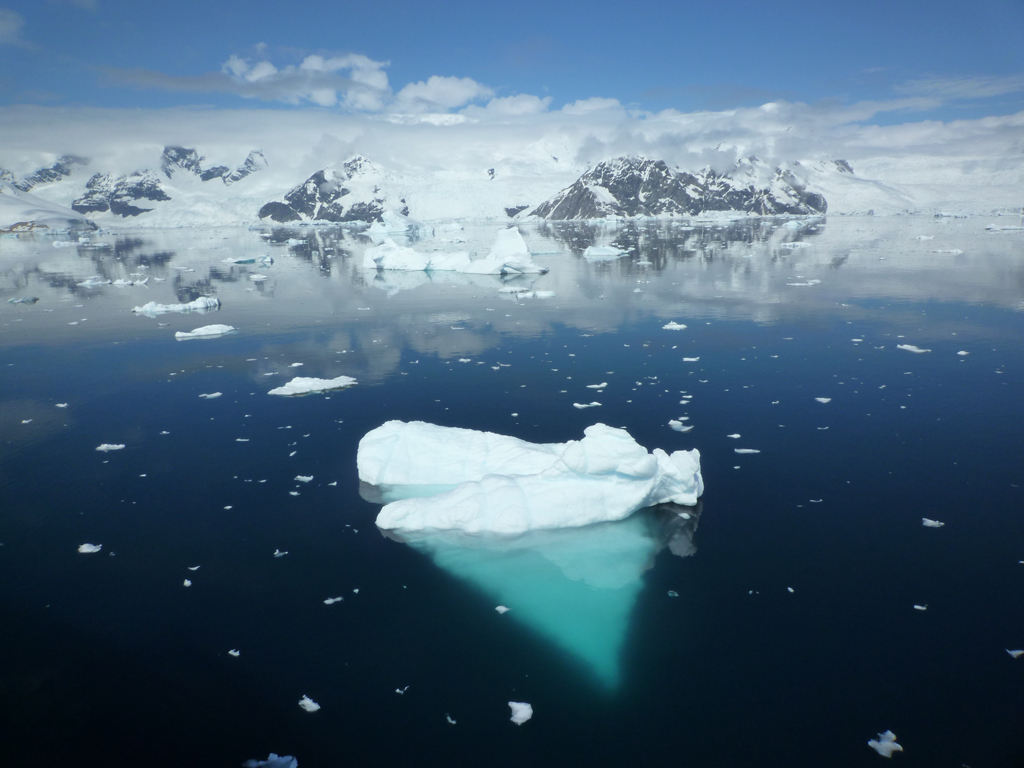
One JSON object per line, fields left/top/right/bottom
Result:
{"left": 509, "top": 702, "right": 533, "bottom": 725}
{"left": 175, "top": 324, "right": 234, "bottom": 340}
{"left": 583, "top": 245, "right": 627, "bottom": 261}
{"left": 359, "top": 421, "right": 703, "bottom": 535}
{"left": 364, "top": 228, "right": 547, "bottom": 276}
{"left": 268, "top": 375, "right": 357, "bottom": 396}
{"left": 132, "top": 296, "right": 219, "bottom": 315}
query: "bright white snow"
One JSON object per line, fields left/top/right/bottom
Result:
{"left": 359, "top": 421, "right": 703, "bottom": 535}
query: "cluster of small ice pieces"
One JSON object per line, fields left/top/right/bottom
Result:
{"left": 268, "top": 375, "right": 357, "bottom": 396}
{"left": 364, "top": 227, "right": 548, "bottom": 276}
{"left": 358, "top": 421, "right": 703, "bottom": 535}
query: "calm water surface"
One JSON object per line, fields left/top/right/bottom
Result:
{"left": 1, "top": 217, "right": 1022, "bottom": 766}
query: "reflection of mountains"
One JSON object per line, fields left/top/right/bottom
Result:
{"left": 379, "top": 503, "right": 701, "bottom": 688}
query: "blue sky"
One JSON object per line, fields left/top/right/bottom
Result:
{"left": 1, "top": 0, "right": 1023, "bottom": 123}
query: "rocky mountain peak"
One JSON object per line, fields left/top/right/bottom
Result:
{"left": 161, "top": 146, "right": 204, "bottom": 178}
{"left": 13, "top": 155, "right": 89, "bottom": 192}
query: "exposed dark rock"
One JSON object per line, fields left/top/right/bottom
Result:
{"left": 161, "top": 146, "right": 203, "bottom": 178}
{"left": 223, "top": 150, "right": 267, "bottom": 185}
{"left": 72, "top": 171, "right": 171, "bottom": 217}
{"left": 834, "top": 159, "right": 854, "bottom": 174}
{"left": 14, "top": 155, "right": 88, "bottom": 192}
{"left": 505, "top": 205, "right": 529, "bottom": 218}
{"left": 257, "top": 201, "right": 301, "bottom": 223}
{"left": 200, "top": 166, "right": 229, "bottom": 182}
{"left": 531, "top": 157, "right": 827, "bottom": 220}
{"left": 258, "top": 157, "right": 390, "bottom": 223}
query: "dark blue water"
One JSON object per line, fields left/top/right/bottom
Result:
{"left": 1, "top": 218, "right": 1022, "bottom": 766}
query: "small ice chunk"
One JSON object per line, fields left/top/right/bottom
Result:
{"left": 268, "top": 375, "right": 357, "bottom": 396}
{"left": 395, "top": 685, "right": 409, "bottom": 694}
{"left": 662, "top": 322, "right": 687, "bottom": 331}
{"left": 228, "top": 649, "right": 240, "bottom": 657}
{"left": 495, "top": 605, "right": 510, "bottom": 614}
{"left": 133, "top": 297, "right": 220, "bottom": 315}
{"left": 298, "top": 695, "right": 320, "bottom": 712}
{"left": 324, "top": 597, "right": 344, "bottom": 605}
{"left": 921, "top": 518, "right": 945, "bottom": 528}
{"left": 1007, "top": 649, "right": 1024, "bottom": 658}
{"left": 734, "top": 448, "right": 760, "bottom": 454}
{"left": 787, "top": 587, "right": 794, "bottom": 593}
{"left": 897, "top": 344, "right": 930, "bottom": 353}
{"left": 573, "top": 402, "right": 602, "bottom": 409}
{"left": 586, "top": 383, "right": 608, "bottom": 390}
{"left": 668, "top": 421, "right": 693, "bottom": 432}
{"left": 188, "top": 566, "right": 200, "bottom": 571}
{"left": 957, "top": 351, "right": 969, "bottom": 356}
{"left": 509, "top": 701, "right": 533, "bottom": 725}
{"left": 726, "top": 434, "right": 740, "bottom": 439}
{"left": 183, "top": 579, "right": 192, "bottom": 587}
{"left": 198, "top": 392, "right": 222, "bottom": 399}
{"left": 95, "top": 444, "right": 125, "bottom": 452}
{"left": 582, "top": 245, "right": 626, "bottom": 260}
{"left": 682, "top": 357, "right": 699, "bottom": 362}
{"left": 667, "top": 590, "right": 679, "bottom": 597}
{"left": 175, "top": 324, "right": 235, "bottom": 340}
{"left": 295, "top": 475, "right": 313, "bottom": 483}
{"left": 273, "top": 549, "right": 288, "bottom": 557}
{"left": 913, "top": 604, "right": 927, "bottom": 611}
{"left": 78, "top": 543, "right": 102, "bottom": 553}
{"left": 242, "top": 753, "right": 297, "bottom": 768}
{"left": 867, "top": 730, "right": 903, "bottom": 757}
{"left": 55, "top": 403, "right": 68, "bottom": 408}
{"left": 289, "top": 363, "right": 303, "bottom": 367}
{"left": 815, "top": 397, "right": 831, "bottom": 404}
{"left": 446, "top": 715, "right": 457, "bottom": 725}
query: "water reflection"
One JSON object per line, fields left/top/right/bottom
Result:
{"left": 380, "top": 503, "right": 701, "bottom": 688}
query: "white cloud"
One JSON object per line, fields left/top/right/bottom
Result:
{"left": 466, "top": 94, "right": 553, "bottom": 118}
{"left": 395, "top": 75, "right": 493, "bottom": 111}
{"left": 0, "top": 8, "right": 26, "bottom": 46}
{"left": 562, "top": 97, "right": 623, "bottom": 115}
{"left": 896, "top": 74, "right": 1024, "bottom": 100}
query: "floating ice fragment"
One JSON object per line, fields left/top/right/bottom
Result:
{"left": 55, "top": 403, "right": 68, "bottom": 408}
{"left": 268, "top": 375, "right": 357, "bottom": 396}
{"left": 228, "top": 649, "right": 240, "bottom": 657}
{"left": 668, "top": 421, "right": 693, "bottom": 432}
{"left": 175, "top": 324, "right": 234, "bottom": 340}
{"left": 509, "top": 701, "right": 533, "bottom": 725}
{"left": 662, "top": 322, "right": 687, "bottom": 330}
{"left": 667, "top": 590, "right": 679, "bottom": 597}
{"left": 586, "top": 383, "right": 608, "bottom": 390}
{"left": 95, "top": 444, "right": 125, "bottom": 452}
{"left": 495, "top": 605, "right": 510, "bottom": 614}
{"left": 21, "top": 419, "right": 31, "bottom": 424}
{"left": 183, "top": 579, "right": 192, "bottom": 587}
{"left": 198, "top": 392, "right": 222, "bottom": 399}
{"left": 133, "top": 297, "right": 220, "bottom": 315}
{"left": 446, "top": 715, "right": 456, "bottom": 725}
{"left": 395, "top": 686, "right": 409, "bottom": 694}
{"left": 583, "top": 245, "right": 626, "bottom": 260}
{"left": 273, "top": 549, "right": 288, "bottom": 557}
{"left": 726, "top": 434, "right": 740, "bottom": 439}
{"left": 324, "top": 597, "right": 344, "bottom": 605}
{"left": 815, "top": 397, "right": 832, "bottom": 404}
{"left": 289, "top": 491, "right": 299, "bottom": 496}
{"left": 868, "top": 730, "right": 903, "bottom": 757}
{"left": 295, "top": 476, "right": 313, "bottom": 483}
{"left": 242, "top": 753, "right": 296, "bottom": 768}
{"left": 922, "top": 518, "right": 945, "bottom": 528}
{"left": 734, "top": 449, "right": 760, "bottom": 454}
{"left": 8, "top": 296, "right": 39, "bottom": 304}
{"left": 957, "top": 351, "right": 969, "bottom": 356}
{"left": 786, "top": 279, "right": 821, "bottom": 287}
{"left": 897, "top": 344, "right": 930, "bottom": 353}
{"left": 1007, "top": 649, "right": 1024, "bottom": 658}
{"left": 787, "top": 587, "right": 795, "bottom": 593}
{"left": 78, "top": 543, "right": 102, "bottom": 553}
{"left": 682, "top": 357, "right": 699, "bottom": 362}
{"left": 913, "top": 604, "right": 927, "bottom": 611}
{"left": 188, "top": 566, "right": 199, "bottom": 571}
{"left": 298, "top": 695, "right": 320, "bottom": 712}
{"left": 573, "top": 402, "right": 602, "bottom": 409}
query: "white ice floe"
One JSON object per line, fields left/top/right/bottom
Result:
{"left": 198, "top": 392, "right": 222, "bottom": 399}
{"left": 897, "top": 344, "right": 930, "bottom": 353}
{"left": 957, "top": 351, "right": 969, "bottom": 356}
{"left": 913, "top": 604, "right": 927, "bottom": 611}
{"left": 360, "top": 421, "right": 703, "bottom": 535}
{"left": 573, "top": 402, "right": 602, "bottom": 409}
{"left": 662, "top": 322, "right": 687, "bottom": 331}
{"left": 583, "top": 245, "right": 626, "bottom": 261}
{"left": 324, "top": 597, "right": 344, "bottom": 605}
{"left": 295, "top": 475, "right": 313, "bottom": 483}
{"left": 682, "top": 357, "right": 699, "bottom": 362}
{"left": 509, "top": 701, "right": 533, "bottom": 725}
{"left": 734, "top": 448, "right": 760, "bottom": 454}
{"left": 175, "top": 324, "right": 235, "bottom": 340}
{"left": 395, "top": 685, "right": 409, "bottom": 694}
{"left": 268, "top": 375, "right": 357, "bottom": 396}
{"left": 183, "top": 579, "right": 192, "bottom": 587}
{"left": 77, "top": 277, "right": 111, "bottom": 287}
{"left": 132, "top": 297, "right": 220, "bottom": 315}
{"left": 495, "top": 605, "right": 510, "bottom": 614}
{"left": 95, "top": 443, "right": 125, "bottom": 452}
{"left": 249, "top": 274, "right": 268, "bottom": 281}
{"left": 273, "top": 549, "right": 288, "bottom": 557}
{"left": 78, "top": 543, "right": 102, "bottom": 553}
{"left": 56, "top": 403, "right": 68, "bottom": 408}
{"left": 668, "top": 421, "right": 693, "bottom": 432}
{"left": 446, "top": 715, "right": 457, "bottom": 725}
{"left": 228, "top": 649, "right": 240, "bottom": 657}
{"left": 726, "top": 434, "right": 740, "bottom": 439}
{"left": 815, "top": 397, "right": 832, "bottom": 403}
{"left": 298, "top": 695, "right": 320, "bottom": 712}
{"left": 786, "top": 279, "right": 821, "bottom": 286}
{"left": 868, "top": 730, "right": 903, "bottom": 757}
{"left": 1007, "top": 649, "right": 1024, "bottom": 658}
{"left": 188, "top": 566, "right": 200, "bottom": 571}
{"left": 586, "top": 383, "right": 607, "bottom": 390}
{"left": 242, "top": 753, "right": 296, "bottom": 768}
{"left": 922, "top": 518, "right": 945, "bottom": 528}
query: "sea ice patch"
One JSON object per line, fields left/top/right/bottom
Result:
{"left": 922, "top": 518, "right": 945, "bottom": 528}
{"left": 78, "top": 543, "right": 102, "bottom": 553}
{"left": 175, "top": 324, "right": 235, "bottom": 340}
{"left": 867, "top": 730, "right": 903, "bottom": 757}
{"left": 95, "top": 444, "right": 125, "bottom": 452}
{"left": 298, "top": 695, "right": 320, "bottom": 712}
{"left": 815, "top": 397, "right": 831, "bottom": 404}
{"left": 662, "top": 322, "right": 687, "bottom": 330}
{"left": 508, "top": 701, "right": 533, "bottom": 725}
{"left": 268, "top": 376, "right": 357, "bottom": 396}
{"left": 897, "top": 344, "right": 930, "bottom": 353}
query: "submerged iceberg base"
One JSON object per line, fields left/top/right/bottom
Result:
{"left": 358, "top": 421, "right": 703, "bottom": 535}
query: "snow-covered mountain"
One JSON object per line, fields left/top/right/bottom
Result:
{"left": 0, "top": 180, "right": 95, "bottom": 233}
{"left": 530, "top": 157, "right": 827, "bottom": 219}
{"left": 257, "top": 156, "right": 404, "bottom": 224}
